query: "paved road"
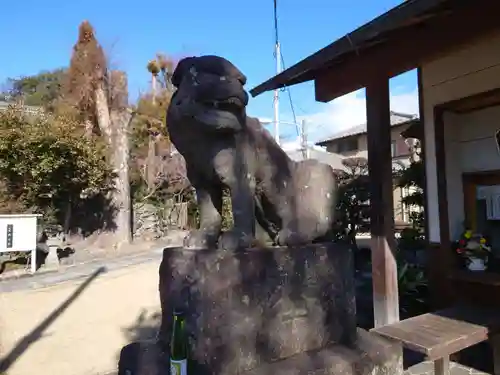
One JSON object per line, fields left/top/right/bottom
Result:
{"left": 0, "top": 247, "right": 167, "bottom": 294}
{"left": 0, "top": 248, "right": 169, "bottom": 375}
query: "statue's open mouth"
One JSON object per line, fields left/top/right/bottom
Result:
{"left": 203, "top": 96, "right": 245, "bottom": 112}
{"left": 170, "top": 55, "right": 249, "bottom": 132}
{"left": 190, "top": 94, "right": 247, "bottom": 132}
{"left": 192, "top": 96, "right": 245, "bottom": 132}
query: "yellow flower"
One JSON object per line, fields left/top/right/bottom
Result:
{"left": 464, "top": 230, "right": 472, "bottom": 239}
{"left": 480, "top": 237, "right": 487, "bottom": 244}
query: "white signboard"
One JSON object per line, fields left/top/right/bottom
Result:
{"left": 0, "top": 214, "right": 42, "bottom": 273}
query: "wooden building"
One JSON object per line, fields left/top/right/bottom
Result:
{"left": 251, "top": 1, "right": 500, "bottom": 372}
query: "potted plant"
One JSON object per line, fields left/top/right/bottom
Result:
{"left": 453, "top": 229, "right": 491, "bottom": 271}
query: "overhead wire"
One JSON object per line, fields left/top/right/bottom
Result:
{"left": 280, "top": 52, "right": 298, "bottom": 134}
{"left": 273, "top": 0, "right": 299, "bottom": 136}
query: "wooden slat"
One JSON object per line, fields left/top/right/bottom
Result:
{"left": 432, "top": 107, "right": 454, "bottom": 308}
{"left": 371, "top": 306, "right": 500, "bottom": 360}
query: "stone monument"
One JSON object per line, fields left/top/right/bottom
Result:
{"left": 117, "top": 56, "right": 401, "bottom": 375}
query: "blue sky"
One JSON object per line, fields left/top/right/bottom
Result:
{"left": 0, "top": 0, "right": 418, "bottom": 142}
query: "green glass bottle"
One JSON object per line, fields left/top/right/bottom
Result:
{"left": 170, "top": 310, "right": 188, "bottom": 375}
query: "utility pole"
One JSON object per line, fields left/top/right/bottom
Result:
{"left": 273, "top": 0, "right": 281, "bottom": 145}
{"left": 273, "top": 41, "right": 281, "bottom": 145}
{"left": 300, "top": 119, "right": 308, "bottom": 159}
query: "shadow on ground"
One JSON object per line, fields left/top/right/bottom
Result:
{"left": 117, "top": 309, "right": 165, "bottom": 375}
{"left": 0, "top": 266, "right": 106, "bottom": 373}
{"left": 122, "top": 309, "right": 162, "bottom": 343}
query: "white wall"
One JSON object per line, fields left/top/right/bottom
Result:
{"left": 421, "top": 31, "right": 500, "bottom": 242}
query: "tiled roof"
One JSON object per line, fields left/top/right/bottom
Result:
{"left": 316, "top": 111, "right": 418, "bottom": 145}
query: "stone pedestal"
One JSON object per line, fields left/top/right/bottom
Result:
{"left": 157, "top": 243, "right": 357, "bottom": 375}
{"left": 118, "top": 329, "right": 402, "bottom": 375}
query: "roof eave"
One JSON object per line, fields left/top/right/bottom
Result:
{"left": 249, "top": 0, "right": 450, "bottom": 98}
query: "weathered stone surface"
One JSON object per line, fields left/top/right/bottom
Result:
{"left": 118, "top": 329, "right": 402, "bottom": 375}
{"left": 167, "top": 55, "right": 339, "bottom": 251}
{"left": 118, "top": 341, "right": 168, "bottom": 375}
{"left": 157, "top": 242, "right": 357, "bottom": 375}
{"left": 242, "top": 329, "right": 402, "bottom": 375}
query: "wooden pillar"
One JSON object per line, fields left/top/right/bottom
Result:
{"left": 432, "top": 107, "right": 454, "bottom": 308}
{"left": 366, "top": 79, "right": 400, "bottom": 327}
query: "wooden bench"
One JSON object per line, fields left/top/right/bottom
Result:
{"left": 371, "top": 305, "right": 500, "bottom": 375}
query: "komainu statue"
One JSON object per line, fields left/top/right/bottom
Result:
{"left": 167, "top": 55, "right": 339, "bottom": 250}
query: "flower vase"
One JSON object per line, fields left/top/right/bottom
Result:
{"left": 467, "top": 257, "right": 486, "bottom": 271}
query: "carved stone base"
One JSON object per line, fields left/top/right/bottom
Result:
{"left": 118, "top": 329, "right": 402, "bottom": 375}
{"left": 157, "top": 243, "right": 358, "bottom": 375}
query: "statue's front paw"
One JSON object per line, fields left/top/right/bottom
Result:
{"left": 183, "top": 230, "right": 218, "bottom": 249}
{"left": 218, "top": 230, "right": 253, "bottom": 251}
{"left": 275, "top": 229, "right": 306, "bottom": 247}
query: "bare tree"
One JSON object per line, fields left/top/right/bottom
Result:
{"left": 108, "top": 70, "right": 134, "bottom": 245}
{"left": 135, "top": 147, "right": 189, "bottom": 203}
{"left": 146, "top": 60, "right": 160, "bottom": 104}
{"left": 139, "top": 54, "right": 178, "bottom": 198}
{"left": 66, "top": 20, "right": 133, "bottom": 247}
{"left": 147, "top": 117, "right": 161, "bottom": 192}
{"left": 156, "top": 53, "right": 176, "bottom": 92}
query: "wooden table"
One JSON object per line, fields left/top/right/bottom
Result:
{"left": 371, "top": 305, "right": 500, "bottom": 375}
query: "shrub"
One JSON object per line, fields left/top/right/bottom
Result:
{"left": 0, "top": 107, "right": 113, "bottom": 227}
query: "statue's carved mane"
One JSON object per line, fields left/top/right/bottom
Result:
{"left": 166, "top": 55, "right": 338, "bottom": 250}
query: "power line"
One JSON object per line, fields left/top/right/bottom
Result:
{"left": 272, "top": 0, "right": 301, "bottom": 139}
{"left": 280, "top": 51, "right": 329, "bottom": 141}
{"left": 280, "top": 52, "right": 298, "bottom": 134}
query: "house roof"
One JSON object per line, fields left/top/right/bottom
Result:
{"left": 249, "top": 0, "right": 451, "bottom": 98}
{"left": 315, "top": 111, "right": 418, "bottom": 145}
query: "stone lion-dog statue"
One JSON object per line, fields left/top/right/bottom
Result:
{"left": 167, "top": 55, "right": 339, "bottom": 251}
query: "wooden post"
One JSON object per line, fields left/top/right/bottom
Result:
{"left": 490, "top": 334, "right": 500, "bottom": 375}
{"left": 434, "top": 357, "right": 450, "bottom": 375}
{"left": 366, "top": 79, "right": 400, "bottom": 328}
